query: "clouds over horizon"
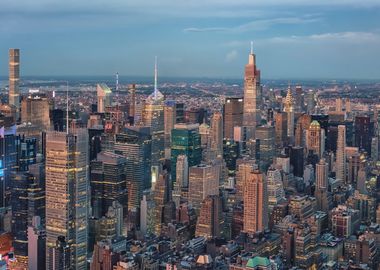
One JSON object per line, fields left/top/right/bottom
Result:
{"left": 0, "top": 0, "right": 379, "bottom": 79}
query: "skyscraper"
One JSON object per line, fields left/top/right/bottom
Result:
{"left": 243, "top": 168, "right": 268, "bottom": 235}
{"left": 195, "top": 195, "right": 222, "bottom": 239}
{"left": 210, "top": 112, "right": 223, "bottom": 158}
{"left": 235, "top": 158, "right": 257, "bottom": 202}
{"left": 284, "top": 87, "right": 295, "bottom": 139}
{"left": 9, "top": 48, "right": 20, "bottom": 121}
{"left": 128, "top": 84, "right": 136, "bottom": 123}
{"left": 274, "top": 111, "right": 287, "bottom": 147}
{"left": 305, "top": 121, "right": 325, "bottom": 158}
{"left": 28, "top": 216, "right": 46, "bottom": 270}
{"left": 267, "top": 166, "right": 285, "bottom": 210}
{"left": 223, "top": 97, "right": 243, "bottom": 140}
{"left": 171, "top": 123, "right": 202, "bottom": 182}
{"left": 315, "top": 159, "right": 329, "bottom": 212}
{"left": 142, "top": 58, "right": 165, "bottom": 167}
{"left": 354, "top": 116, "right": 371, "bottom": 155}
{"left": 188, "top": 164, "right": 219, "bottom": 212}
{"left": 295, "top": 86, "right": 304, "bottom": 113}
{"left": 336, "top": 125, "right": 346, "bottom": 183}
{"left": 242, "top": 44, "right": 261, "bottom": 138}
{"left": 97, "top": 84, "right": 112, "bottom": 113}
{"left": 255, "top": 125, "right": 275, "bottom": 167}
{"left": 45, "top": 129, "right": 89, "bottom": 269}
{"left": 164, "top": 100, "right": 177, "bottom": 151}
{"left": 173, "top": 155, "right": 189, "bottom": 208}
{"left": 21, "top": 93, "right": 50, "bottom": 131}
{"left": 153, "top": 171, "right": 171, "bottom": 234}
{"left": 90, "top": 151, "right": 127, "bottom": 219}
{"left": 113, "top": 127, "right": 151, "bottom": 211}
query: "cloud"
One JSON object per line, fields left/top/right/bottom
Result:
{"left": 265, "top": 31, "right": 380, "bottom": 43}
{"left": 225, "top": 31, "right": 380, "bottom": 47}
{"left": 225, "top": 50, "right": 239, "bottom": 62}
{"left": 184, "top": 16, "right": 320, "bottom": 33}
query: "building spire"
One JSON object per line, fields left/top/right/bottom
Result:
{"left": 154, "top": 56, "right": 158, "bottom": 99}
{"left": 250, "top": 41, "right": 253, "bottom": 55}
{"left": 66, "top": 81, "right": 69, "bottom": 134}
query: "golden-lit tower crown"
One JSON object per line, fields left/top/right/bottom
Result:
{"left": 284, "top": 86, "right": 294, "bottom": 110}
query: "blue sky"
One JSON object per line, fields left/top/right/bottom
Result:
{"left": 0, "top": 0, "right": 379, "bottom": 79}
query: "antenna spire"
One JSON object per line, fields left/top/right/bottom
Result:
{"left": 154, "top": 56, "right": 158, "bottom": 99}
{"left": 66, "top": 81, "right": 69, "bottom": 134}
{"left": 250, "top": 41, "right": 253, "bottom": 54}
{"left": 116, "top": 72, "right": 119, "bottom": 91}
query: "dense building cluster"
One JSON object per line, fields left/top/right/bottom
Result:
{"left": 1, "top": 47, "right": 380, "bottom": 270}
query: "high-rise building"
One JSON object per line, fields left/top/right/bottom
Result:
{"left": 153, "top": 171, "right": 171, "bottom": 234}
{"left": 331, "top": 205, "right": 359, "bottom": 238}
{"left": 295, "top": 86, "right": 303, "bottom": 113}
{"left": 290, "top": 146, "right": 304, "bottom": 178}
{"left": 243, "top": 168, "right": 268, "bottom": 235}
{"left": 97, "top": 84, "right": 112, "bottom": 113}
{"left": 113, "top": 127, "right": 151, "bottom": 211}
{"left": 255, "top": 125, "right": 275, "bottom": 166}
{"left": 173, "top": 155, "right": 189, "bottom": 208}
{"left": 185, "top": 108, "right": 206, "bottom": 124}
{"left": 336, "top": 125, "right": 346, "bottom": 183}
{"left": 171, "top": 123, "right": 202, "bottom": 182}
{"left": 195, "top": 195, "right": 222, "bottom": 239}
{"left": 354, "top": 116, "right": 371, "bottom": 155}
{"left": 9, "top": 49, "right": 20, "bottom": 120}
{"left": 235, "top": 158, "right": 256, "bottom": 202}
{"left": 274, "top": 111, "right": 287, "bottom": 147}
{"left": 21, "top": 93, "right": 50, "bottom": 131}
{"left": 0, "top": 126, "right": 18, "bottom": 208}
{"left": 336, "top": 98, "right": 343, "bottom": 112}
{"left": 48, "top": 236, "right": 70, "bottom": 270}
{"left": 45, "top": 130, "right": 89, "bottom": 269}
{"left": 306, "top": 90, "right": 315, "bottom": 114}
{"left": 242, "top": 44, "right": 261, "bottom": 138}
{"left": 164, "top": 100, "right": 177, "bottom": 151}
{"left": 90, "top": 151, "right": 127, "bottom": 219}
{"left": 11, "top": 172, "right": 41, "bottom": 267}
{"left": 142, "top": 58, "right": 165, "bottom": 167}
{"left": 305, "top": 121, "right": 325, "bottom": 158}
{"left": 267, "top": 166, "right": 285, "bottom": 211}
{"left": 223, "top": 97, "right": 243, "bottom": 140}
{"left": 128, "top": 84, "right": 136, "bottom": 122}
{"left": 28, "top": 216, "right": 46, "bottom": 270}
{"left": 284, "top": 87, "right": 295, "bottom": 139}
{"left": 188, "top": 164, "right": 219, "bottom": 212}
{"left": 210, "top": 112, "right": 223, "bottom": 158}
{"left": 315, "top": 159, "right": 329, "bottom": 212}
{"left": 295, "top": 114, "right": 311, "bottom": 147}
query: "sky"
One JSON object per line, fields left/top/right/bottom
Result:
{"left": 0, "top": 0, "right": 379, "bottom": 79}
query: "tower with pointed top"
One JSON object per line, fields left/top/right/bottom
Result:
{"left": 242, "top": 43, "right": 261, "bottom": 138}
{"left": 284, "top": 87, "right": 295, "bottom": 139}
{"left": 142, "top": 57, "right": 165, "bottom": 167}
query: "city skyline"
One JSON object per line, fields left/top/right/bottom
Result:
{"left": 0, "top": 0, "right": 380, "bottom": 79}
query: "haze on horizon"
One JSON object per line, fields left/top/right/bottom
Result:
{"left": 0, "top": 0, "right": 379, "bottom": 80}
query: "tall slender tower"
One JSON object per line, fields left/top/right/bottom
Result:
{"left": 210, "top": 112, "right": 223, "bottom": 158}
{"left": 315, "top": 159, "right": 329, "bottom": 212}
{"left": 243, "top": 168, "right": 268, "bottom": 235}
{"left": 45, "top": 129, "right": 89, "bottom": 270}
{"left": 9, "top": 48, "right": 20, "bottom": 121}
{"left": 242, "top": 43, "right": 261, "bottom": 138}
{"left": 336, "top": 125, "right": 346, "bottom": 183}
{"left": 284, "top": 87, "right": 294, "bottom": 139}
{"left": 142, "top": 57, "right": 165, "bottom": 167}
